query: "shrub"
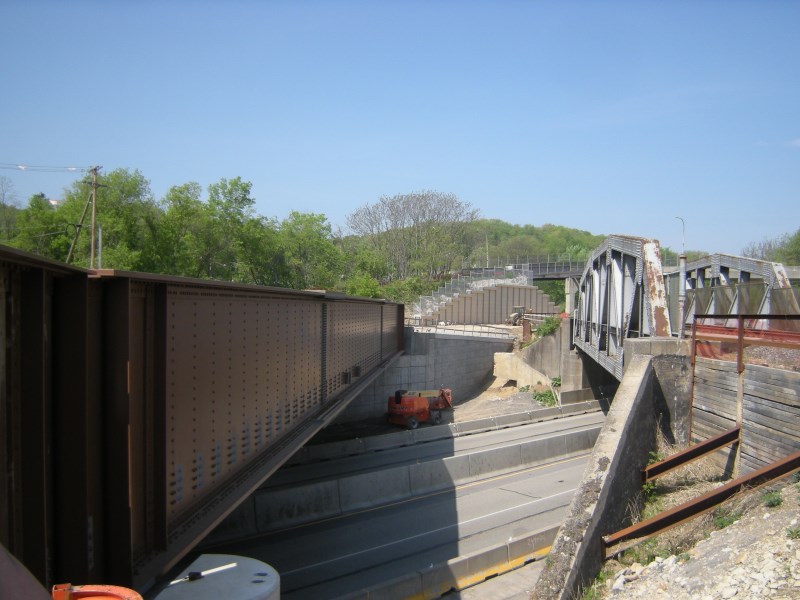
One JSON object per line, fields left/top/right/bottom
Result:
{"left": 533, "top": 390, "right": 557, "bottom": 407}
{"left": 535, "top": 316, "right": 562, "bottom": 337}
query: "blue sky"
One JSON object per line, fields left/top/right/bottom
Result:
{"left": 2, "top": 0, "right": 798, "bottom": 256}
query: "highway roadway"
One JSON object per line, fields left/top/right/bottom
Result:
{"left": 200, "top": 411, "right": 600, "bottom": 598}
{"left": 213, "top": 454, "right": 588, "bottom": 598}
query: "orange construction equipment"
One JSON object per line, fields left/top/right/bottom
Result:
{"left": 387, "top": 388, "right": 453, "bottom": 429}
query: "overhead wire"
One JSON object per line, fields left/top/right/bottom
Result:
{"left": 0, "top": 162, "right": 90, "bottom": 173}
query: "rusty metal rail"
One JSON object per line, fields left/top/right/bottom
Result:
{"left": 692, "top": 314, "right": 800, "bottom": 373}
{"left": 642, "top": 426, "right": 741, "bottom": 483}
{"left": 602, "top": 449, "right": 800, "bottom": 559}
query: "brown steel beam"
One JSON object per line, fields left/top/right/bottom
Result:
{"left": 642, "top": 426, "right": 740, "bottom": 483}
{"left": 603, "top": 449, "right": 800, "bottom": 559}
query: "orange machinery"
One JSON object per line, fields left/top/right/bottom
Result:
{"left": 387, "top": 388, "right": 453, "bottom": 429}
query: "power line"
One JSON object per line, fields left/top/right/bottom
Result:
{"left": 0, "top": 162, "right": 90, "bottom": 173}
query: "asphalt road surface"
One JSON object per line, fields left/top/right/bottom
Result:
{"left": 210, "top": 453, "right": 590, "bottom": 599}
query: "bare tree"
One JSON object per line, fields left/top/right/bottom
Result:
{"left": 347, "top": 190, "right": 478, "bottom": 280}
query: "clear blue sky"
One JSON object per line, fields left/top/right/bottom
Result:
{"left": 2, "top": 0, "right": 798, "bottom": 256}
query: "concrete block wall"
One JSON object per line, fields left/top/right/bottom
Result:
{"left": 335, "top": 329, "right": 513, "bottom": 423}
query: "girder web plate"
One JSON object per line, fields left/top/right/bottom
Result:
{"left": 165, "top": 289, "right": 323, "bottom": 523}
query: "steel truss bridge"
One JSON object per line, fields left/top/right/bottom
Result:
{"left": 573, "top": 235, "right": 798, "bottom": 380}
{"left": 0, "top": 246, "right": 403, "bottom": 591}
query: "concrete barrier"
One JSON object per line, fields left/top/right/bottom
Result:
{"left": 409, "top": 455, "right": 471, "bottom": 495}
{"left": 255, "top": 427, "right": 599, "bottom": 534}
{"left": 355, "top": 524, "right": 560, "bottom": 600}
{"left": 338, "top": 465, "right": 412, "bottom": 512}
{"left": 288, "top": 404, "right": 601, "bottom": 467}
{"left": 533, "top": 355, "right": 656, "bottom": 600}
{"left": 254, "top": 479, "right": 342, "bottom": 532}
{"left": 206, "top": 408, "right": 605, "bottom": 544}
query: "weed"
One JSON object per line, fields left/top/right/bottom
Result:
{"left": 642, "top": 481, "right": 658, "bottom": 501}
{"left": 647, "top": 450, "right": 665, "bottom": 465}
{"left": 533, "top": 390, "right": 557, "bottom": 407}
{"left": 712, "top": 506, "right": 740, "bottom": 529}
{"left": 620, "top": 538, "right": 671, "bottom": 567}
{"left": 579, "top": 565, "right": 615, "bottom": 600}
{"left": 518, "top": 384, "right": 531, "bottom": 393}
{"left": 790, "top": 472, "right": 800, "bottom": 484}
{"left": 762, "top": 490, "right": 783, "bottom": 508}
{"left": 551, "top": 376, "right": 562, "bottom": 388}
{"left": 535, "top": 316, "right": 562, "bottom": 337}
{"left": 787, "top": 527, "right": 800, "bottom": 540}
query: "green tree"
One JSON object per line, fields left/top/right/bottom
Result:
{"left": 279, "top": 212, "right": 343, "bottom": 289}
{"left": 204, "top": 177, "right": 256, "bottom": 280}
{"left": 345, "top": 274, "right": 382, "bottom": 298}
{"left": 10, "top": 193, "right": 68, "bottom": 259}
{"left": 150, "top": 182, "right": 210, "bottom": 277}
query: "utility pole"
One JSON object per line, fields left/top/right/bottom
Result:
{"left": 89, "top": 166, "right": 102, "bottom": 269}
{"left": 675, "top": 216, "right": 686, "bottom": 340}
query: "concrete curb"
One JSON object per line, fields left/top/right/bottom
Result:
{"left": 286, "top": 400, "right": 602, "bottom": 467}
{"left": 337, "top": 525, "right": 560, "bottom": 600}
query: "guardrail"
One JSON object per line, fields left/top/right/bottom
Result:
{"left": 404, "top": 319, "right": 516, "bottom": 339}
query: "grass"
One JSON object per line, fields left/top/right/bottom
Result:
{"left": 712, "top": 506, "right": 740, "bottom": 529}
{"left": 762, "top": 490, "right": 783, "bottom": 508}
{"left": 787, "top": 527, "right": 800, "bottom": 540}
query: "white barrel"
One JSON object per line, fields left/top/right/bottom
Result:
{"left": 154, "top": 554, "right": 279, "bottom": 600}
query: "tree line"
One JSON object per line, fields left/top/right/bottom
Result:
{"left": 5, "top": 169, "right": 794, "bottom": 305}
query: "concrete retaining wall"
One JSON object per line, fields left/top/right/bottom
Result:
{"left": 532, "top": 355, "right": 657, "bottom": 600}
{"left": 493, "top": 352, "right": 550, "bottom": 389}
{"left": 335, "top": 328, "right": 513, "bottom": 423}
{"left": 520, "top": 318, "right": 569, "bottom": 380}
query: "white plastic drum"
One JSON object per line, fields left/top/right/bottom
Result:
{"left": 154, "top": 554, "right": 279, "bottom": 600}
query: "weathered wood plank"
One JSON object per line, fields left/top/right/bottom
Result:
{"left": 692, "top": 392, "right": 735, "bottom": 411}
{"left": 744, "top": 397, "right": 800, "bottom": 436}
{"left": 696, "top": 357, "right": 738, "bottom": 372}
{"left": 742, "top": 427, "right": 800, "bottom": 463}
{"left": 694, "top": 372, "right": 739, "bottom": 392}
{"left": 745, "top": 363, "right": 800, "bottom": 385}
{"left": 742, "top": 379, "right": 800, "bottom": 407}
